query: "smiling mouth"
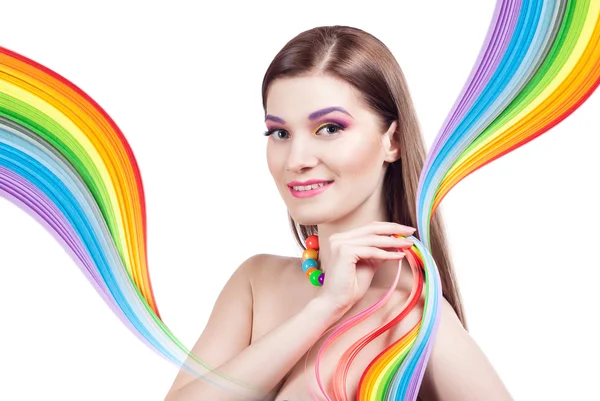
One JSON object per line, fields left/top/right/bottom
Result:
{"left": 290, "top": 181, "right": 333, "bottom": 191}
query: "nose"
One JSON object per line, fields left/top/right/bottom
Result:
{"left": 285, "top": 134, "right": 318, "bottom": 173}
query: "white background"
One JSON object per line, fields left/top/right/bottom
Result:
{"left": 0, "top": 0, "right": 598, "bottom": 400}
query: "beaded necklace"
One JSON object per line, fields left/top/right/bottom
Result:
{"left": 301, "top": 235, "right": 324, "bottom": 286}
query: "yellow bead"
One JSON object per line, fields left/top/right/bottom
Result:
{"left": 302, "top": 248, "right": 318, "bottom": 260}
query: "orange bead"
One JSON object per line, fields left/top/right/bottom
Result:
{"left": 302, "top": 248, "right": 318, "bottom": 260}
{"left": 305, "top": 267, "right": 317, "bottom": 278}
{"left": 306, "top": 235, "right": 319, "bottom": 250}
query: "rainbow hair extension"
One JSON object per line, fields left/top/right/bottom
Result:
{"left": 0, "top": 49, "right": 264, "bottom": 399}
{"left": 311, "top": 1, "right": 600, "bottom": 400}
{"left": 0, "top": 1, "right": 599, "bottom": 400}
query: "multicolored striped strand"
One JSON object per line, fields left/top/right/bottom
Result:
{"left": 0, "top": 1, "right": 598, "bottom": 400}
{"left": 0, "top": 48, "right": 263, "bottom": 399}
{"left": 316, "top": 1, "right": 600, "bottom": 400}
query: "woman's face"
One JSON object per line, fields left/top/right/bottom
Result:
{"left": 265, "top": 73, "right": 398, "bottom": 226}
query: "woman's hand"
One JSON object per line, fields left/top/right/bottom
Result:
{"left": 317, "top": 221, "right": 416, "bottom": 314}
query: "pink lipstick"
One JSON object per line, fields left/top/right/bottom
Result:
{"left": 287, "top": 179, "right": 334, "bottom": 198}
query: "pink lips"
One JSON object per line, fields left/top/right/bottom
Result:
{"left": 287, "top": 179, "right": 334, "bottom": 198}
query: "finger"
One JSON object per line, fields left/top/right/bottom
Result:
{"left": 352, "top": 246, "right": 406, "bottom": 262}
{"left": 370, "top": 221, "right": 416, "bottom": 235}
{"left": 336, "top": 222, "right": 416, "bottom": 239}
{"left": 345, "top": 234, "right": 414, "bottom": 249}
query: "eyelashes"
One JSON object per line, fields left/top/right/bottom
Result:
{"left": 263, "top": 122, "right": 347, "bottom": 139}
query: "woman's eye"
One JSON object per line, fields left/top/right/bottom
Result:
{"left": 316, "top": 123, "right": 345, "bottom": 136}
{"left": 264, "top": 129, "right": 290, "bottom": 140}
{"left": 275, "top": 130, "right": 290, "bottom": 140}
{"left": 264, "top": 123, "right": 344, "bottom": 139}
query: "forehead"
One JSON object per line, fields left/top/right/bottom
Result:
{"left": 265, "top": 74, "right": 365, "bottom": 120}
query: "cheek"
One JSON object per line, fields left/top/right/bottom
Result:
{"left": 266, "top": 142, "right": 284, "bottom": 177}
{"left": 334, "top": 134, "right": 384, "bottom": 177}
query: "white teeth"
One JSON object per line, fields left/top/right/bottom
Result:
{"left": 292, "top": 182, "right": 328, "bottom": 191}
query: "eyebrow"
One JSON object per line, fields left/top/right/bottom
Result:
{"left": 265, "top": 106, "right": 353, "bottom": 124}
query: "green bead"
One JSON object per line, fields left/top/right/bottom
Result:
{"left": 309, "top": 270, "right": 323, "bottom": 286}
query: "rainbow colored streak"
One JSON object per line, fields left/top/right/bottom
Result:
{"left": 318, "top": 1, "right": 600, "bottom": 400}
{"left": 0, "top": 48, "right": 263, "bottom": 398}
{"left": 0, "top": 0, "right": 598, "bottom": 400}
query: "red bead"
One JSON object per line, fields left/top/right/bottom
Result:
{"left": 306, "top": 235, "right": 319, "bottom": 250}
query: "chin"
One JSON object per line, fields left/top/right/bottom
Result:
{"left": 288, "top": 205, "right": 346, "bottom": 227}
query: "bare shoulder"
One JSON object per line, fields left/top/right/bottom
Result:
{"left": 240, "top": 253, "right": 299, "bottom": 284}
{"left": 418, "top": 297, "right": 514, "bottom": 401}
{"left": 241, "top": 253, "right": 315, "bottom": 344}
{"left": 162, "top": 254, "right": 295, "bottom": 398}
{"left": 238, "top": 253, "right": 306, "bottom": 301}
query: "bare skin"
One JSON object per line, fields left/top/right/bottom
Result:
{"left": 253, "top": 255, "right": 423, "bottom": 400}
{"left": 164, "top": 73, "right": 514, "bottom": 400}
{"left": 164, "top": 251, "right": 512, "bottom": 400}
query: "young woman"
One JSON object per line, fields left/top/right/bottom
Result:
{"left": 164, "top": 25, "right": 513, "bottom": 401}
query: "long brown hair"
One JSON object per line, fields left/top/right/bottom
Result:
{"left": 261, "top": 25, "right": 468, "bottom": 330}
